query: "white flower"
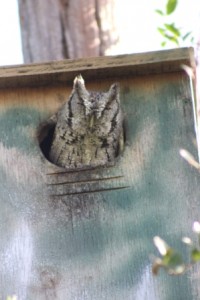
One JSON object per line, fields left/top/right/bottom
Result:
{"left": 193, "top": 222, "right": 200, "bottom": 234}
{"left": 182, "top": 237, "right": 192, "bottom": 245}
{"left": 153, "top": 236, "right": 169, "bottom": 256}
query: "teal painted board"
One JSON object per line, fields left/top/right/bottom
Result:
{"left": 0, "top": 50, "right": 199, "bottom": 299}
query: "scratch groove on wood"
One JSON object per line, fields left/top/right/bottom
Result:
{"left": 46, "top": 164, "right": 116, "bottom": 175}
{"left": 47, "top": 175, "right": 124, "bottom": 186}
{"left": 50, "top": 185, "right": 130, "bottom": 197}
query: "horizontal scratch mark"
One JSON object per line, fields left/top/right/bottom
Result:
{"left": 50, "top": 186, "right": 130, "bottom": 197}
{"left": 46, "top": 164, "right": 115, "bottom": 176}
{"left": 47, "top": 175, "right": 124, "bottom": 186}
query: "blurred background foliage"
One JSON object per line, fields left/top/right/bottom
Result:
{"left": 156, "top": 0, "right": 194, "bottom": 47}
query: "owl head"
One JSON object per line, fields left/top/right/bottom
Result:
{"left": 73, "top": 75, "right": 120, "bottom": 126}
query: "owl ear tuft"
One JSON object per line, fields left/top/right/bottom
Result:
{"left": 108, "top": 83, "right": 120, "bottom": 100}
{"left": 73, "top": 75, "right": 89, "bottom": 98}
{"left": 73, "top": 74, "right": 85, "bottom": 88}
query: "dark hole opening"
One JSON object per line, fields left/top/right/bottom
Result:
{"left": 38, "top": 122, "right": 55, "bottom": 162}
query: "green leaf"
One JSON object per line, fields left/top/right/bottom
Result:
{"left": 155, "top": 9, "right": 165, "bottom": 16}
{"left": 164, "top": 34, "right": 179, "bottom": 46}
{"left": 182, "top": 32, "right": 192, "bottom": 41}
{"left": 157, "top": 28, "right": 179, "bottom": 46}
{"left": 191, "top": 248, "right": 200, "bottom": 262}
{"left": 158, "top": 27, "right": 166, "bottom": 37}
{"left": 164, "top": 23, "right": 180, "bottom": 37}
{"left": 162, "top": 249, "right": 185, "bottom": 275}
{"left": 161, "top": 41, "right": 167, "bottom": 47}
{"left": 166, "top": 0, "right": 178, "bottom": 15}
{"left": 162, "top": 249, "right": 183, "bottom": 267}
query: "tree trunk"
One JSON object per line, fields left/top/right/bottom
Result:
{"left": 18, "top": 0, "right": 119, "bottom": 63}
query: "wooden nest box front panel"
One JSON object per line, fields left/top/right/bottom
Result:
{"left": 0, "top": 48, "right": 199, "bottom": 299}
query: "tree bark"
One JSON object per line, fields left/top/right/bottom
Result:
{"left": 18, "top": 0, "right": 119, "bottom": 63}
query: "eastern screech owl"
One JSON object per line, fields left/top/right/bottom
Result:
{"left": 49, "top": 75, "right": 124, "bottom": 169}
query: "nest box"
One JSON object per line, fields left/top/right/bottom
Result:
{"left": 0, "top": 48, "right": 199, "bottom": 299}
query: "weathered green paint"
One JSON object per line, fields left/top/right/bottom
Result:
{"left": 0, "top": 50, "right": 199, "bottom": 299}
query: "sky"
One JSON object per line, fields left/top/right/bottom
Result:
{"left": 0, "top": 0, "right": 199, "bottom": 66}
{"left": 114, "top": 0, "right": 200, "bottom": 54}
{"left": 0, "top": 0, "right": 23, "bottom": 65}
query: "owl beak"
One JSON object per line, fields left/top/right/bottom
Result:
{"left": 89, "top": 114, "right": 95, "bottom": 128}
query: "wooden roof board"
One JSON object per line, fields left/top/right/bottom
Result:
{"left": 0, "top": 47, "right": 194, "bottom": 88}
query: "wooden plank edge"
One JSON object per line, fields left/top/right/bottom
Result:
{"left": 0, "top": 47, "right": 194, "bottom": 89}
